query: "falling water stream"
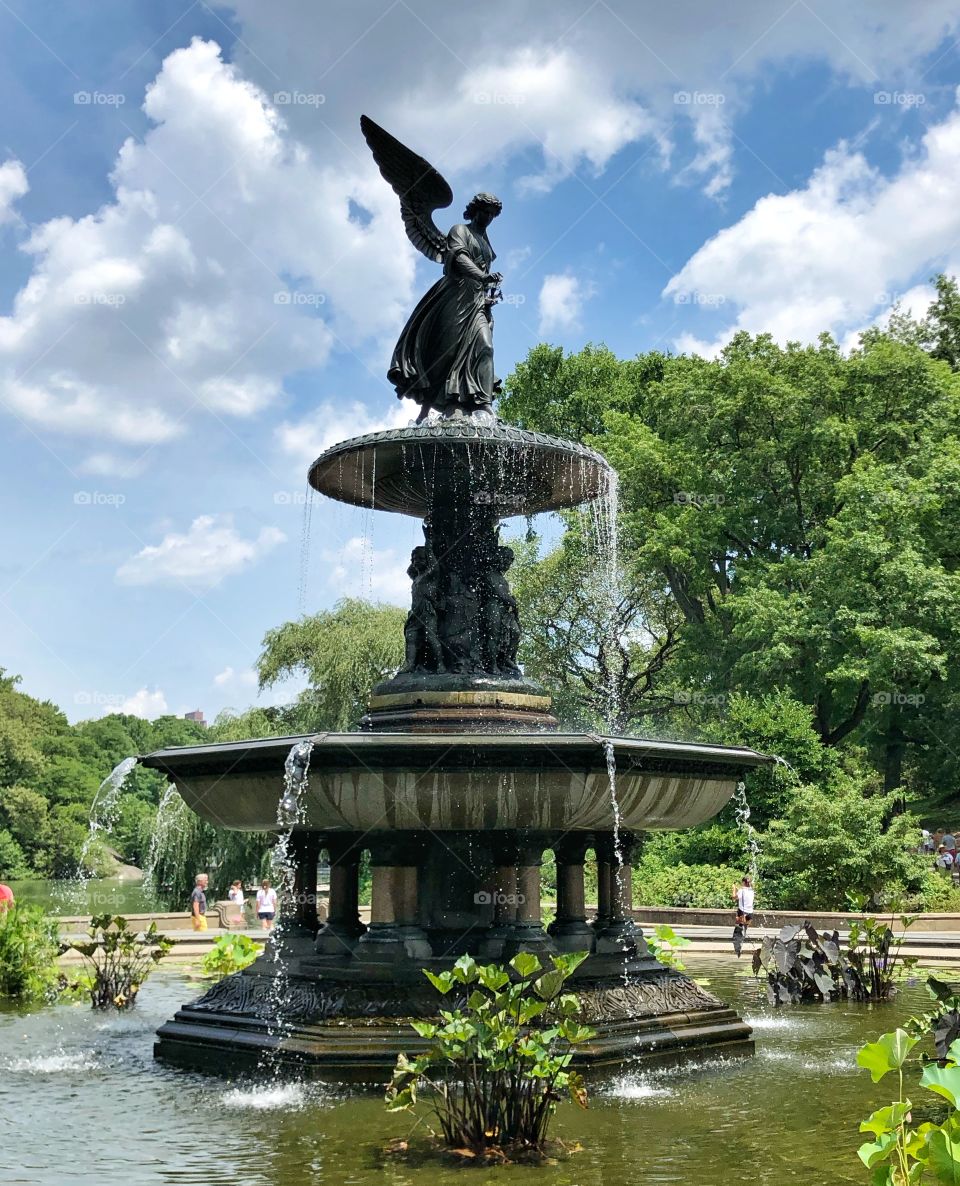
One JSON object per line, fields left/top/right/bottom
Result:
{"left": 262, "top": 738, "right": 317, "bottom": 1067}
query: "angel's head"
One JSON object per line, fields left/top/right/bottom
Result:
{"left": 464, "top": 192, "right": 502, "bottom": 227}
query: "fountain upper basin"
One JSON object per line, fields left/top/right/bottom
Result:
{"left": 307, "top": 419, "right": 612, "bottom": 517}
{"left": 140, "top": 732, "right": 770, "bottom": 834}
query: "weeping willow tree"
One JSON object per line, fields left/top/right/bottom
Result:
{"left": 145, "top": 789, "right": 271, "bottom": 909}
{"left": 257, "top": 598, "right": 406, "bottom": 731}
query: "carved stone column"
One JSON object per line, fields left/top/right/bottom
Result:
{"left": 314, "top": 835, "right": 365, "bottom": 956}
{"left": 290, "top": 831, "right": 321, "bottom": 934}
{"left": 512, "top": 833, "right": 554, "bottom": 953}
{"left": 593, "top": 833, "right": 641, "bottom": 955}
{"left": 357, "top": 834, "right": 432, "bottom": 960}
{"left": 478, "top": 835, "right": 520, "bottom": 958}
{"left": 548, "top": 836, "right": 595, "bottom": 953}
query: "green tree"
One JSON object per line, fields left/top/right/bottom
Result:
{"left": 257, "top": 598, "right": 406, "bottom": 731}
{"left": 503, "top": 330, "right": 960, "bottom": 808}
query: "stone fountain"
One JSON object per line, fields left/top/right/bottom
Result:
{"left": 143, "top": 115, "right": 770, "bottom": 1080}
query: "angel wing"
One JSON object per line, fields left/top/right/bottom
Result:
{"left": 360, "top": 114, "right": 453, "bottom": 264}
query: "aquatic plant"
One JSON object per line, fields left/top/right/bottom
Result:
{"left": 67, "top": 914, "right": 173, "bottom": 1009}
{"left": 646, "top": 923, "right": 691, "bottom": 972}
{"left": 201, "top": 932, "right": 260, "bottom": 979}
{"left": 856, "top": 1025, "right": 960, "bottom": 1183}
{"left": 753, "top": 917, "right": 916, "bottom": 1005}
{"left": 0, "top": 903, "right": 62, "bottom": 1002}
{"left": 386, "top": 951, "right": 594, "bottom": 1158}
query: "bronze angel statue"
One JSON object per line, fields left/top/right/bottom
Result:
{"left": 361, "top": 114, "right": 504, "bottom": 422}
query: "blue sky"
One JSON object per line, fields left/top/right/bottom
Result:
{"left": 3, "top": 0, "right": 960, "bottom": 723}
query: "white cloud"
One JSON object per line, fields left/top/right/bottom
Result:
{"left": 324, "top": 535, "right": 410, "bottom": 606}
{"left": 116, "top": 512, "right": 286, "bottom": 589}
{"left": 105, "top": 687, "right": 168, "bottom": 718}
{"left": 0, "top": 160, "right": 27, "bottom": 226}
{"left": 0, "top": 38, "right": 413, "bottom": 450}
{"left": 665, "top": 93, "right": 960, "bottom": 351}
{"left": 78, "top": 451, "right": 147, "bottom": 478}
{"left": 681, "top": 106, "right": 734, "bottom": 199}
{"left": 223, "top": 0, "right": 960, "bottom": 201}
{"left": 213, "top": 665, "right": 258, "bottom": 689}
{"left": 275, "top": 399, "right": 412, "bottom": 468}
{"left": 538, "top": 273, "right": 593, "bottom": 336}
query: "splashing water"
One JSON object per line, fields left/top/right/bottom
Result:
{"left": 75, "top": 756, "right": 139, "bottom": 884}
{"left": 733, "top": 779, "right": 760, "bottom": 882}
{"left": 221, "top": 1083, "right": 309, "bottom": 1111}
{"left": 142, "top": 785, "right": 191, "bottom": 900}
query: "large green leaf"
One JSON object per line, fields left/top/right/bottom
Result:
{"left": 860, "top": 1102, "right": 912, "bottom": 1139}
{"left": 922, "top": 1064, "right": 960, "bottom": 1108}
{"left": 511, "top": 952, "right": 541, "bottom": 978}
{"left": 857, "top": 1030, "right": 919, "bottom": 1082}
{"left": 925, "top": 1128, "right": 960, "bottom": 1184}
{"left": 857, "top": 1131, "right": 898, "bottom": 1168}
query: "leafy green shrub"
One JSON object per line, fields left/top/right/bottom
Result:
{"left": 908, "top": 869, "right": 960, "bottom": 914}
{"left": 0, "top": 827, "right": 30, "bottom": 879}
{"left": 386, "top": 952, "right": 594, "bottom": 1158}
{"left": 67, "top": 914, "right": 173, "bottom": 1009}
{"left": 759, "top": 776, "right": 922, "bottom": 911}
{"left": 641, "top": 824, "right": 745, "bottom": 868}
{"left": 631, "top": 856, "right": 744, "bottom": 909}
{"left": 201, "top": 932, "right": 260, "bottom": 978}
{"left": 0, "top": 903, "right": 62, "bottom": 1001}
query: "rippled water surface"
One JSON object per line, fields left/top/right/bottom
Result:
{"left": 0, "top": 957, "right": 930, "bottom": 1185}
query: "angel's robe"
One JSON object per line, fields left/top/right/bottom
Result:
{"left": 387, "top": 222, "right": 498, "bottom": 416}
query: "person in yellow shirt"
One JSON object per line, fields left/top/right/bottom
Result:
{"left": 190, "top": 873, "right": 209, "bottom": 931}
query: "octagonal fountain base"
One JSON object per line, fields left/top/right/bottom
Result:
{"left": 143, "top": 730, "right": 767, "bottom": 1082}
{"left": 154, "top": 964, "right": 753, "bottom": 1082}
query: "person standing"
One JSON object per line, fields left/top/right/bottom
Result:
{"left": 736, "top": 876, "right": 755, "bottom": 931}
{"left": 256, "top": 879, "right": 278, "bottom": 931}
{"left": 227, "top": 880, "right": 246, "bottom": 928}
{"left": 190, "top": 873, "right": 209, "bottom": 931}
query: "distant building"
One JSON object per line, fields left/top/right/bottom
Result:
{"left": 184, "top": 709, "right": 206, "bottom": 726}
